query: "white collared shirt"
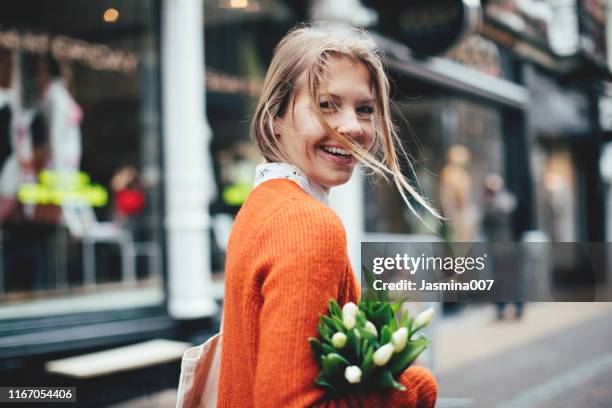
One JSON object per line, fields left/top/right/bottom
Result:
{"left": 253, "top": 162, "right": 329, "bottom": 206}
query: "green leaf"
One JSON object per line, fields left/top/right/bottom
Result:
{"left": 346, "top": 329, "right": 361, "bottom": 362}
{"left": 360, "top": 344, "right": 375, "bottom": 379}
{"left": 362, "top": 266, "right": 389, "bottom": 302}
{"left": 401, "top": 309, "right": 409, "bottom": 329}
{"left": 366, "top": 302, "right": 376, "bottom": 316}
{"left": 389, "top": 337, "right": 429, "bottom": 375}
{"left": 329, "top": 300, "right": 342, "bottom": 319}
{"left": 322, "top": 353, "right": 350, "bottom": 378}
{"left": 318, "top": 322, "right": 332, "bottom": 342}
{"left": 407, "top": 317, "right": 414, "bottom": 338}
{"left": 381, "top": 325, "right": 392, "bottom": 345}
{"left": 391, "top": 302, "right": 403, "bottom": 314}
{"left": 355, "top": 312, "right": 367, "bottom": 328}
{"left": 381, "top": 303, "right": 394, "bottom": 321}
{"left": 361, "top": 338, "right": 369, "bottom": 357}
{"left": 322, "top": 343, "right": 336, "bottom": 355}
{"left": 309, "top": 338, "right": 324, "bottom": 366}
{"left": 377, "top": 369, "right": 406, "bottom": 391}
{"left": 369, "top": 303, "right": 394, "bottom": 328}
{"left": 331, "top": 315, "right": 346, "bottom": 332}
{"left": 315, "top": 372, "right": 336, "bottom": 393}
{"left": 390, "top": 315, "right": 398, "bottom": 332}
{"left": 321, "top": 316, "right": 339, "bottom": 334}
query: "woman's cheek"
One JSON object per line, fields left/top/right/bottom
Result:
{"left": 364, "top": 129, "right": 376, "bottom": 151}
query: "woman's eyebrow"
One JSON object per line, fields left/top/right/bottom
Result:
{"left": 358, "top": 98, "right": 375, "bottom": 104}
{"left": 323, "top": 93, "right": 374, "bottom": 104}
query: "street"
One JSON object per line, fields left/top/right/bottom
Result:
{"left": 436, "top": 303, "right": 612, "bottom": 408}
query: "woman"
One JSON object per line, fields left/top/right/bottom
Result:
{"left": 217, "top": 24, "right": 438, "bottom": 407}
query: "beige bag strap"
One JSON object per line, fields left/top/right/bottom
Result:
{"left": 177, "top": 324, "right": 223, "bottom": 408}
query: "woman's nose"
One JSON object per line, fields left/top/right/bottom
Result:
{"left": 336, "top": 109, "right": 363, "bottom": 138}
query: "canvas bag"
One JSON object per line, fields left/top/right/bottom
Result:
{"left": 176, "top": 331, "right": 222, "bottom": 408}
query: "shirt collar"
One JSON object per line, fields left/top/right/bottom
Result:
{"left": 253, "top": 162, "right": 329, "bottom": 206}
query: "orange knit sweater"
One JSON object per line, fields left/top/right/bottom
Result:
{"left": 217, "top": 179, "right": 438, "bottom": 407}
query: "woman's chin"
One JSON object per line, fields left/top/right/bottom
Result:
{"left": 315, "top": 172, "right": 353, "bottom": 190}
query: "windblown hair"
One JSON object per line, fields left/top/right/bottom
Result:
{"left": 250, "top": 22, "right": 439, "bottom": 221}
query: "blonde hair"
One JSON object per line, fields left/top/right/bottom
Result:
{"left": 251, "top": 23, "right": 439, "bottom": 221}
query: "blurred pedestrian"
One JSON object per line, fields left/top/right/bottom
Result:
{"left": 481, "top": 173, "right": 524, "bottom": 319}
{"left": 439, "top": 144, "right": 478, "bottom": 241}
{"left": 111, "top": 165, "right": 146, "bottom": 235}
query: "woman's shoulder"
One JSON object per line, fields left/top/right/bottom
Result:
{"left": 244, "top": 179, "right": 346, "bottom": 240}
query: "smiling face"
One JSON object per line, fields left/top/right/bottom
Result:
{"left": 275, "top": 55, "right": 376, "bottom": 191}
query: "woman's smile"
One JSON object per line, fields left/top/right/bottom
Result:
{"left": 317, "top": 144, "right": 354, "bottom": 165}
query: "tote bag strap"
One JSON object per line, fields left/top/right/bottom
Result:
{"left": 177, "top": 317, "right": 223, "bottom": 408}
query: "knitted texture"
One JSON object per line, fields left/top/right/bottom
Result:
{"left": 217, "top": 179, "right": 438, "bottom": 407}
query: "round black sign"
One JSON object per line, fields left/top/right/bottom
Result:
{"left": 372, "top": 0, "right": 481, "bottom": 56}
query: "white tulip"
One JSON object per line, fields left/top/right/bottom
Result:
{"left": 344, "top": 365, "right": 362, "bottom": 384}
{"left": 414, "top": 307, "right": 434, "bottom": 329}
{"left": 343, "top": 313, "right": 356, "bottom": 330}
{"left": 391, "top": 327, "right": 408, "bottom": 353}
{"left": 364, "top": 321, "right": 378, "bottom": 337}
{"left": 331, "top": 332, "right": 347, "bottom": 349}
{"left": 373, "top": 343, "right": 395, "bottom": 366}
{"left": 342, "top": 302, "right": 359, "bottom": 318}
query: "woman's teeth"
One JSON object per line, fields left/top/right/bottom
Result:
{"left": 321, "top": 146, "right": 350, "bottom": 156}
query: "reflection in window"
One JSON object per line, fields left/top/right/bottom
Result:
{"left": 0, "top": 0, "right": 162, "bottom": 305}
{"left": 365, "top": 97, "right": 504, "bottom": 241}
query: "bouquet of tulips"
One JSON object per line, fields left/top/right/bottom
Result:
{"left": 309, "top": 300, "right": 433, "bottom": 395}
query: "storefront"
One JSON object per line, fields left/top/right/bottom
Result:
{"left": 0, "top": 0, "right": 171, "bottom": 364}
{"left": 359, "top": 5, "right": 533, "bottom": 245}
{"left": 351, "top": 0, "right": 609, "bottom": 286}
{"left": 483, "top": 0, "right": 609, "bottom": 284}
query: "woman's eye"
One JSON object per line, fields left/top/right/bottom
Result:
{"left": 319, "top": 101, "right": 332, "bottom": 110}
{"left": 358, "top": 106, "right": 374, "bottom": 115}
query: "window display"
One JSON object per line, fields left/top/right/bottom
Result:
{"left": 0, "top": 0, "right": 162, "bottom": 303}
{"left": 365, "top": 96, "right": 504, "bottom": 240}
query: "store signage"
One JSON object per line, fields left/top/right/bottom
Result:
{"left": 447, "top": 35, "right": 502, "bottom": 77}
{"left": 222, "top": 182, "right": 251, "bottom": 206}
{"left": 0, "top": 29, "right": 138, "bottom": 74}
{"left": 18, "top": 170, "right": 108, "bottom": 207}
{"left": 205, "top": 67, "right": 262, "bottom": 97}
{"left": 373, "top": 0, "right": 482, "bottom": 55}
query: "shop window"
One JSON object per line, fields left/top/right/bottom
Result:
{"left": 365, "top": 96, "right": 505, "bottom": 241}
{"left": 0, "top": 0, "right": 162, "bottom": 311}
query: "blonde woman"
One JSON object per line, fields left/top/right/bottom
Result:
{"left": 217, "top": 24, "right": 438, "bottom": 407}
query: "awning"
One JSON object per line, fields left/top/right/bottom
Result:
{"left": 372, "top": 32, "right": 529, "bottom": 110}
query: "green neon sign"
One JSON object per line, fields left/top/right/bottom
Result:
{"left": 222, "top": 182, "right": 251, "bottom": 206}
{"left": 18, "top": 170, "right": 109, "bottom": 207}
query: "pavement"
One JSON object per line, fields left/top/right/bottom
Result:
{"left": 112, "top": 302, "right": 612, "bottom": 408}
{"left": 435, "top": 302, "right": 612, "bottom": 408}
